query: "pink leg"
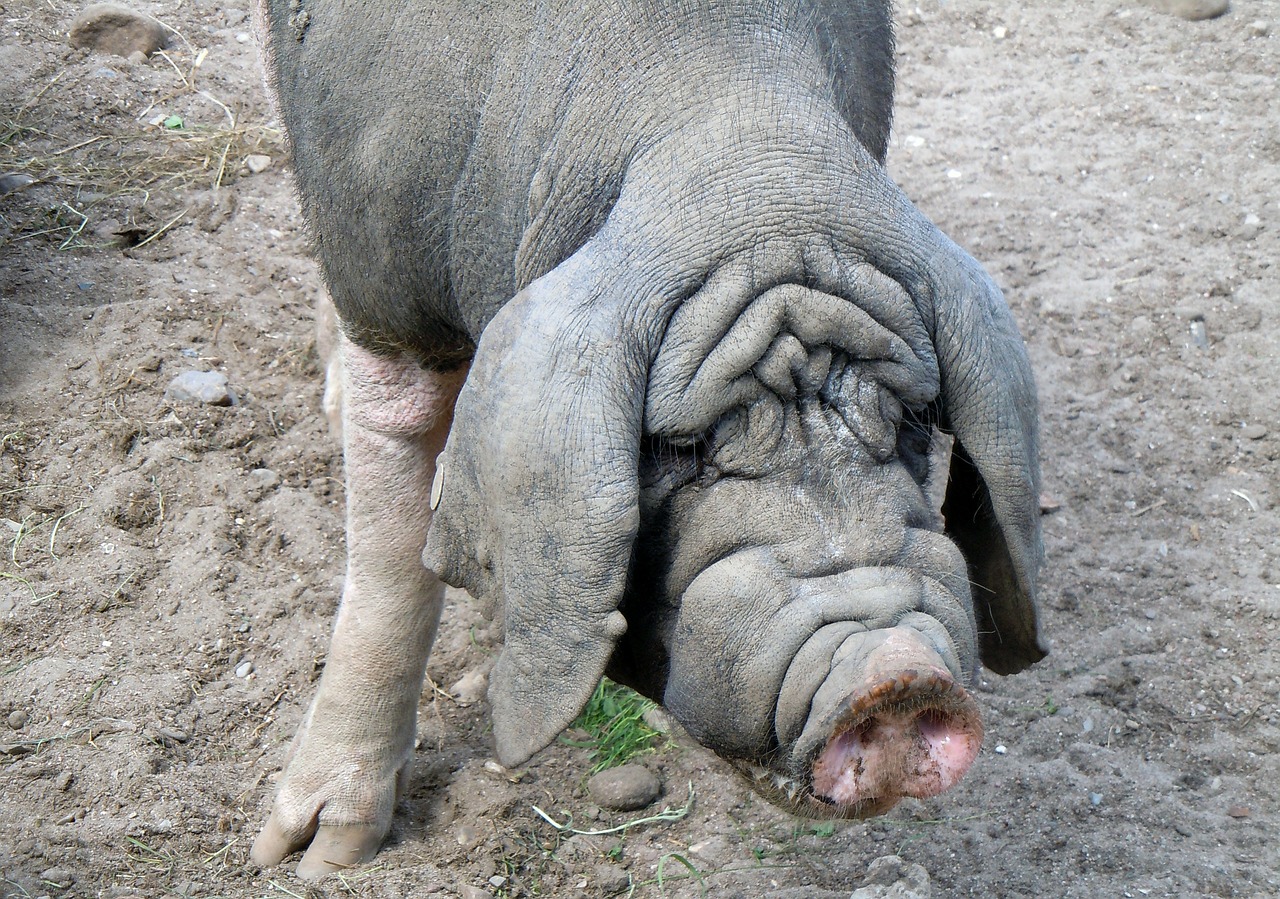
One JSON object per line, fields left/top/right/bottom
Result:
{"left": 251, "top": 336, "right": 465, "bottom": 880}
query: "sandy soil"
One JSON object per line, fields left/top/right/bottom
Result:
{"left": 2, "top": 1, "right": 1278, "bottom": 897}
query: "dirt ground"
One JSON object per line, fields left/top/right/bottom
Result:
{"left": 2, "top": 1, "right": 1278, "bottom": 897}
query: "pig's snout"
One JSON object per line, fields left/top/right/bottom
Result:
{"left": 810, "top": 666, "right": 981, "bottom": 813}
{"left": 777, "top": 624, "right": 982, "bottom": 817}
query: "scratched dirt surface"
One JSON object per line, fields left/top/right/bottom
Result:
{"left": 2, "top": 2, "right": 1278, "bottom": 896}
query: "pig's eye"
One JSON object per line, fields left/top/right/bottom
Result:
{"left": 638, "top": 433, "right": 711, "bottom": 492}
{"left": 897, "top": 402, "right": 937, "bottom": 485}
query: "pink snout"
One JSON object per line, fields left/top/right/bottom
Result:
{"left": 808, "top": 627, "right": 983, "bottom": 815}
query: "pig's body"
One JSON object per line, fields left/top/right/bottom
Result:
{"left": 252, "top": 0, "right": 1046, "bottom": 879}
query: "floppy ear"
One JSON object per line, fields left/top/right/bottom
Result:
{"left": 422, "top": 238, "right": 651, "bottom": 766}
{"left": 932, "top": 248, "right": 1047, "bottom": 675}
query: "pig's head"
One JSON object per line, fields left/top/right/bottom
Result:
{"left": 424, "top": 125, "right": 1045, "bottom": 818}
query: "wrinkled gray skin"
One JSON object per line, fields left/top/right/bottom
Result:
{"left": 251, "top": 0, "right": 1046, "bottom": 879}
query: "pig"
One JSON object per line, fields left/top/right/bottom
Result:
{"left": 250, "top": 0, "right": 1046, "bottom": 879}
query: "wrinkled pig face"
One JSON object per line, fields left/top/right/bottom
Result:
{"left": 613, "top": 273, "right": 985, "bottom": 818}
{"left": 425, "top": 202, "right": 1042, "bottom": 819}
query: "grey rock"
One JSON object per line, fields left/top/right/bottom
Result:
{"left": 1188, "top": 320, "right": 1209, "bottom": 349}
{"left": 1247, "top": 19, "right": 1271, "bottom": 36}
{"left": 69, "top": 4, "right": 168, "bottom": 57}
{"left": 7, "top": 709, "right": 28, "bottom": 729}
{"left": 40, "top": 867, "right": 74, "bottom": 887}
{"left": 235, "top": 660, "right": 254, "bottom": 678}
{"left": 1136, "top": 0, "right": 1229, "bottom": 20}
{"left": 248, "top": 468, "right": 281, "bottom": 489}
{"left": 1238, "top": 213, "right": 1263, "bottom": 241}
{"left": 245, "top": 154, "right": 273, "bottom": 174}
{"left": 850, "top": 855, "right": 932, "bottom": 899}
{"left": 1241, "top": 424, "right": 1268, "bottom": 440}
{"left": 586, "top": 764, "right": 661, "bottom": 811}
{"left": 165, "top": 370, "right": 237, "bottom": 406}
{"left": 0, "top": 173, "right": 37, "bottom": 196}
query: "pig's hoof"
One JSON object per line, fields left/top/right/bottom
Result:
{"left": 252, "top": 818, "right": 386, "bottom": 880}
{"left": 250, "top": 749, "right": 409, "bottom": 879}
{"left": 809, "top": 670, "right": 982, "bottom": 814}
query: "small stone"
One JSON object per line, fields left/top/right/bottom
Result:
{"left": 235, "top": 660, "right": 254, "bottom": 678}
{"left": 7, "top": 710, "right": 28, "bottom": 729}
{"left": 1241, "top": 424, "right": 1267, "bottom": 440}
{"left": 69, "top": 4, "right": 168, "bottom": 57}
{"left": 1238, "top": 213, "right": 1263, "bottom": 241}
{"left": 245, "top": 154, "right": 273, "bottom": 174}
{"left": 992, "top": 25, "right": 1008, "bottom": 39}
{"left": 152, "top": 726, "right": 189, "bottom": 744}
{"left": 1136, "top": 0, "right": 1229, "bottom": 20}
{"left": 1188, "top": 320, "right": 1209, "bottom": 349}
{"left": 126, "top": 49, "right": 148, "bottom": 65}
{"left": 850, "top": 855, "right": 931, "bottom": 899}
{"left": 1089, "top": 792, "right": 1103, "bottom": 806}
{"left": 0, "top": 173, "right": 37, "bottom": 196}
{"left": 54, "top": 771, "right": 73, "bottom": 792}
{"left": 586, "top": 764, "right": 661, "bottom": 811}
{"left": 165, "top": 370, "right": 237, "bottom": 406}
{"left": 40, "top": 867, "right": 73, "bottom": 887}
{"left": 248, "top": 468, "right": 281, "bottom": 489}
{"left": 1247, "top": 20, "right": 1270, "bottom": 37}
{"left": 1227, "top": 805, "right": 1251, "bottom": 818}
{"left": 994, "top": 744, "right": 1007, "bottom": 755}
{"left": 459, "top": 886, "right": 489, "bottom": 899}
{"left": 455, "top": 822, "right": 480, "bottom": 849}
{"left": 487, "top": 875, "right": 507, "bottom": 889}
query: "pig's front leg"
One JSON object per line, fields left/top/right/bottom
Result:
{"left": 251, "top": 338, "right": 464, "bottom": 880}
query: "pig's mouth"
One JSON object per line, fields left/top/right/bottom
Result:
{"left": 734, "top": 662, "right": 982, "bottom": 819}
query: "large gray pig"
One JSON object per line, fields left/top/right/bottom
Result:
{"left": 250, "top": 0, "right": 1046, "bottom": 879}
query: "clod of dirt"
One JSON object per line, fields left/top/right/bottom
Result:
{"left": 586, "top": 764, "right": 661, "bottom": 811}
{"left": 94, "top": 470, "right": 160, "bottom": 530}
{"left": 594, "top": 862, "right": 631, "bottom": 895}
{"left": 68, "top": 4, "right": 168, "bottom": 58}
{"left": 1137, "top": 0, "right": 1230, "bottom": 19}
{"left": 850, "top": 855, "right": 932, "bottom": 899}
{"left": 165, "top": 370, "right": 237, "bottom": 406}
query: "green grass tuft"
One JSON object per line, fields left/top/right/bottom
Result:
{"left": 570, "top": 678, "right": 664, "bottom": 773}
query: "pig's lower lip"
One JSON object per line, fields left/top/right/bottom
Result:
{"left": 735, "top": 668, "right": 982, "bottom": 819}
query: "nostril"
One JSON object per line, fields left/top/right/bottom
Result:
{"left": 915, "top": 709, "right": 951, "bottom": 744}
{"left": 912, "top": 708, "right": 981, "bottom": 792}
